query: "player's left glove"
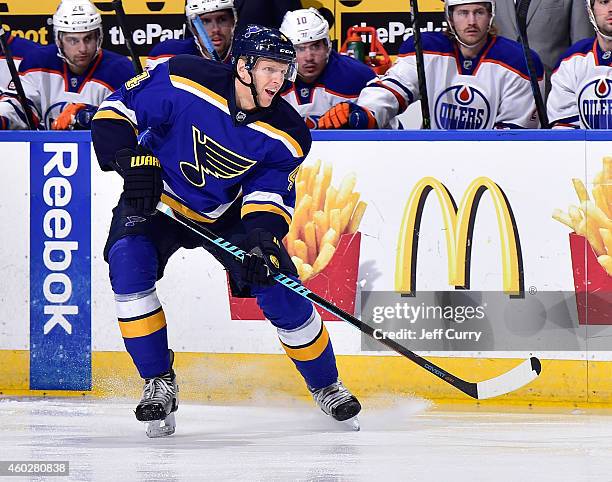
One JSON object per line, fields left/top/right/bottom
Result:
{"left": 239, "top": 228, "right": 285, "bottom": 287}
{"left": 318, "top": 102, "right": 377, "bottom": 129}
{"left": 52, "top": 103, "right": 97, "bottom": 130}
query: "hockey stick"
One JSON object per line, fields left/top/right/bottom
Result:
{"left": 0, "top": 27, "right": 37, "bottom": 129}
{"left": 156, "top": 200, "right": 542, "bottom": 399}
{"left": 111, "top": 0, "right": 143, "bottom": 74}
{"left": 191, "top": 16, "right": 222, "bottom": 62}
{"left": 515, "top": 0, "right": 548, "bottom": 128}
{"left": 409, "top": 0, "right": 431, "bottom": 129}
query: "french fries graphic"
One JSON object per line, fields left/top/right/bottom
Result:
{"left": 286, "top": 159, "right": 367, "bottom": 281}
{"left": 553, "top": 156, "right": 612, "bottom": 276}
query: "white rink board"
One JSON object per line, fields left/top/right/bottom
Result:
{"left": 1, "top": 132, "right": 609, "bottom": 360}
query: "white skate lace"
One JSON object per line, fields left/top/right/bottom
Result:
{"left": 140, "top": 372, "right": 175, "bottom": 409}
{"left": 310, "top": 380, "right": 354, "bottom": 416}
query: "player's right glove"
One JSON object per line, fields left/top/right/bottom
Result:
{"left": 238, "top": 228, "right": 286, "bottom": 287}
{"left": 115, "top": 147, "right": 163, "bottom": 216}
{"left": 318, "top": 102, "right": 377, "bottom": 129}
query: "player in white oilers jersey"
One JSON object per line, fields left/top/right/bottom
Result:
{"left": 318, "top": 0, "right": 543, "bottom": 130}
{"left": 91, "top": 26, "right": 361, "bottom": 437}
{"left": 548, "top": 0, "right": 612, "bottom": 128}
{"left": 0, "top": 0, "right": 134, "bottom": 130}
{"left": 0, "top": 32, "right": 40, "bottom": 93}
{"left": 146, "top": 0, "right": 236, "bottom": 70}
{"left": 278, "top": 8, "right": 376, "bottom": 129}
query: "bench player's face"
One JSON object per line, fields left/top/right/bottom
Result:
{"left": 199, "top": 10, "right": 234, "bottom": 55}
{"left": 451, "top": 4, "right": 491, "bottom": 45}
{"left": 593, "top": 0, "right": 612, "bottom": 36}
{"left": 295, "top": 39, "right": 328, "bottom": 83}
{"left": 252, "top": 59, "right": 289, "bottom": 107}
{"left": 60, "top": 31, "right": 99, "bottom": 71}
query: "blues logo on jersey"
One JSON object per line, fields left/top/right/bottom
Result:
{"left": 180, "top": 126, "right": 257, "bottom": 188}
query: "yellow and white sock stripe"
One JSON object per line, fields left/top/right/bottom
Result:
{"left": 115, "top": 288, "right": 167, "bottom": 338}
{"left": 277, "top": 308, "right": 330, "bottom": 362}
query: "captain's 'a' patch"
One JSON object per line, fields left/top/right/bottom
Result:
{"left": 180, "top": 126, "right": 257, "bottom": 187}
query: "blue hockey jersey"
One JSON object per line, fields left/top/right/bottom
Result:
{"left": 92, "top": 55, "right": 311, "bottom": 235}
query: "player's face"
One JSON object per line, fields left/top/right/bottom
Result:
{"left": 59, "top": 31, "right": 99, "bottom": 73}
{"left": 593, "top": 0, "right": 612, "bottom": 36}
{"left": 295, "top": 39, "right": 328, "bottom": 84}
{"left": 199, "top": 10, "right": 235, "bottom": 56}
{"left": 251, "top": 59, "right": 290, "bottom": 107}
{"left": 451, "top": 4, "right": 491, "bottom": 46}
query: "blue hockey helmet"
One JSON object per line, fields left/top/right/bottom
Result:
{"left": 231, "top": 24, "right": 298, "bottom": 82}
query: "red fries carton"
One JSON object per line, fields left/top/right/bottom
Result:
{"left": 569, "top": 232, "right": 612, "bottom": 325}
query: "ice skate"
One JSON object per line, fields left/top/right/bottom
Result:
{"left": 135, "top": 350, "right": 179, "bottom": 438}
{"left": 310, "top": 379, "right": 361, "bottom": 431}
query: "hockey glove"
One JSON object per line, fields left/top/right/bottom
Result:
{"left": 115, "top": 147, "right": 163, "bottom": 216}
{"left": 318, "top": 102, "right": 377, "bottom": 129}
{"left": 239, "top": 228, "right": 285, "bottom": 287}
{"left": 52, "top": 103, "right": 85, "bottom": 130}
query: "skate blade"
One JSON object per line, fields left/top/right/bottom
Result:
{"left": 340, "top": 415, "right": 360, "bottom": 431}
{"left": 145, "top": 413, "right": 176, "bottom": 438}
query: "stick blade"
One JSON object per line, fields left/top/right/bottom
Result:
{"left": 476, "top": 357, "right": 541, "bottom": 400}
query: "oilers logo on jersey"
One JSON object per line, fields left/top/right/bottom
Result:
{"left": 180, "top": 126, "right": 257, "bottom": 188}
{"left": 578, "top": 77, "right": 612, "bottom": 129}
{"left": 434, "top": 84, "right": 490, "bottom": 129}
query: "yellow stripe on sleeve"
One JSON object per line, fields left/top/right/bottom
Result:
{"left": 241, "top": 203, "right": 292, "bottom": 226}
{"left": 92, "top": 109, "right": 138, "bottom": 134}
{"left": 281, "top": 325, "right": 330, "bottom": 362}
{"left": 119, "top": 309, "right": 167, "bottom": 339}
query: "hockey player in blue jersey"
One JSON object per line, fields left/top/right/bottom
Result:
{"left": 91, "top": 25, "right": 361, "bottom": 437}
{"left": 146, "top": 0, "right": 236, "bottom": 70}
{"left": 0, "top": 0, "right": 134, "bottom": 130}
{"left": 279, "top": 8, "right": 376, "bottom": 128}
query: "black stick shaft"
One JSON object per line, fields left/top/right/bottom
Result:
{"left": 112, "top": 0, "right": 143, "bottom": 74}
{"left": 516, "top": 0, "right": 548, "bottom": 128}
{"left": 157, "top": 202, "right": 478, "bottom": 398}
{"left": 409, "top": 0, "right": 431, "bottom": 129}
{"left": 0, "top": 28, "right": 36, "bottom": 129}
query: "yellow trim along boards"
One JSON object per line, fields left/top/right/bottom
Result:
{"left": 2, "top": 350, "right": 612, "bottom": 408}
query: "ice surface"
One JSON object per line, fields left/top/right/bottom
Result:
{"left": 1, "top": 397, "right": 612, "bottom": 481}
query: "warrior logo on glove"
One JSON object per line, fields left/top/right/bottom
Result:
{"left": 115, "top": 147, "right": 163, "bottom": 216}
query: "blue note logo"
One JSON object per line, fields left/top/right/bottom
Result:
{"left": 578, "top": 77, "right": 612, "bottom": 129}
{"left": 434, "top": 84, "right": 490, "bottom": 129}
{"left": 180, "top": 126, "right": 256, "bottom": 187}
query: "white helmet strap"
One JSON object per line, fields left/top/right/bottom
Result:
{"left": 588, "top": 0, "right": 612, "bottom": 42}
